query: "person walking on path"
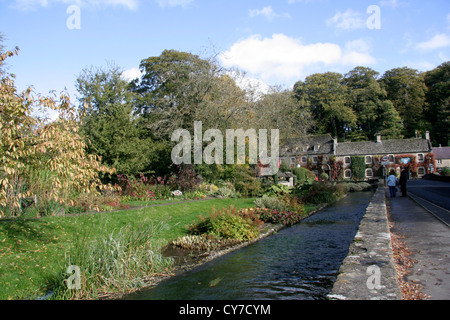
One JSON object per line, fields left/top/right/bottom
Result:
{"left": 400, "top": 168, "right": 408, "bottom": 197}
{"left": 387, "top": 170, "right": 398, "bottom": 198}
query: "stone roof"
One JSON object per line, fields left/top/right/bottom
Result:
{"left": 433, "top": 146, "right": 450, "bottom": 159}
{"left": 280, "top": 134, "right": 334, "bottom": 156}
{"left": 280, "top": 134, "right": 432, "bottom": 158}
{"left": 335, "top": 138, "right": 431, "bottom": 156}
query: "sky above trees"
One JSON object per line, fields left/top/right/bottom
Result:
{"left": 0, "top": 0, "right": 449, "bottom": 100}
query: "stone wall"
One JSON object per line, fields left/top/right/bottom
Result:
{"left": 328, "top": 182, "right": 402, "bottom": 300}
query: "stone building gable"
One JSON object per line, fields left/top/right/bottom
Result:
{"left": 433, "top": 146, "right": 450, "bottom": 160}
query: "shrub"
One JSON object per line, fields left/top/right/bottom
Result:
{"left": 279, "top": 194, "right": 305, "bottom": 216}
{"left": 171, "top": 235, "right": 241, "bottom": 252}
{"left": 279, "top": 160, "right": 291, "bottom": 172}
{"left": 342, "top": 182, "right": 372, "bottom": 192}
{"left": 231, "top": 165, "right": 262, "bottom": 197}
{"left": 320, "top": 173, "right": 329, "bottom": 181}
{"left": 264, "top": 184, "right": 292, "bottom": 197}
{"left": 441, "top": 167, "right": 450, "bottom": 176}
{"left": 351, "top": 156, "right": 366, "bottom": 181}
{"left": 117, "top": 174, "right": 174, "bottom": 201}
{"left": 302, "top": 181, "right": 340, "bottom": 204}
{"left": 254, "top": 207, "right": 304, "bottom": 226}
{"left": 189, "top": 206, "right": 260, "bottom": 241}
{"left": 254, "top": 195, "right": 286, "bottom": 212}
{"left": 71, "top": 191, "right": 126, "bottom": 213}
{"left": 293, "top": 167, "right": 316, "bottom": 185}
{"left": 215, "top": 186, "right": 237, "bottom": 199}
{"left": 169, "top": 164, "right": 201, "bottom": 192}
{"left": 236, "top": 207, "right": 265, "bottom": 228}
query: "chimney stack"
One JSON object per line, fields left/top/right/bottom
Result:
{"left": 376, "top": 133, "right": 382, "bottom": 143}
{"left": 333, "top": 137, "right": 338, "bottom": 155}
{"left": 425, "top": 131, "right": 430, "bottom": 141}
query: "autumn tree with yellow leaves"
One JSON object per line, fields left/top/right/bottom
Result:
{"left": 0, "top": 48, "right": 116, "bottom": 217}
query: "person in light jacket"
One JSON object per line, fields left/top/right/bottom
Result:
{"left": 387, "top": 170, "right": 398, "bottom": 198}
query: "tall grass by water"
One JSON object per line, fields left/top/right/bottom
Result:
{"left": 49, "top": 220, "right": 173, "bottom": 299}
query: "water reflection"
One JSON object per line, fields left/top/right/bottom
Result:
{"left": 124, "top": 191, "right": 374, "bottom": 300}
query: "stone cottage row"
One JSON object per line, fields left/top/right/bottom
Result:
{"left": 277, "top": 132, "right": 435, "bottom": 181}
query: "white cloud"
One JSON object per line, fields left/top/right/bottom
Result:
{"left": 249, "top": 6, "right": 291, "bottom": 21}
{"left": 219, "top": 34, "right": 376, "bottom": 84}
{"left": 326, "top": 9, "right": 365, "bottom": 31}
{"left": 156, "top": 0, "right": 193, "bottom": 8}
{"left": 415, "top": 33, "right": 450, "bottom": 51}
{"left": 121, "top": 67, "right": 142, "bottom": 82}
{"left": 13, "top": 0, "right": 139, "bottom": 10}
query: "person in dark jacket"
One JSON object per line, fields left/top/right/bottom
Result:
{"left": 400, "top": 168, "right": 408, "bottom": 197}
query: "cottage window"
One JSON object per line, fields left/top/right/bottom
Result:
{"left": 365, "top": 168, "right": 373, "bottom": 178}
{"left": 388, "top": 154, "right": 394, "bottom": 162}
{"left": 418, "top": 167, "right": 425, "bottom": 176}
{"left": 344, "top": 169, "right": 352, "bottom": 179}
{"left": 301, "top": 156, "right": 307, "bottom": 164}
{"left": 344, "top": 156, "right": 351, "bottom": 164}
{"left": 437, "top": 159, "right": 443, "bottom": 164}
{"left": 365, "top": 155, "right": 372, "bottom": 165}
{"left": 291, "top": 157, "right": 296, "bottom": 165}
{"left": 312, "top": 156, "right": 318, "bottom": 164}
{"left": 417, "top": 153, "right": 424, "bottom": 162}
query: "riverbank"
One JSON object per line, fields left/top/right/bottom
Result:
{"left": 109, "top": 203, "right": 329, "bottom": 300}
{"left": 328, "top": 182, "right": 402, "bottom": 300}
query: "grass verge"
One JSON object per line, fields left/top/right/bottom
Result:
{"left": 0, "top": 198, "right": 255, "bottom": 300}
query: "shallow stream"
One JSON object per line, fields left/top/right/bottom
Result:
{"left": 124, "top": 191, "right": 374, "bottom": 300}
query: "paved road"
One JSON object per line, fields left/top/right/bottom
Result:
{"left": 406, "top": 179, "right": 450, "bottom": 209}
{"left": 405, "top": 179, "right": 450, "bottom": 226}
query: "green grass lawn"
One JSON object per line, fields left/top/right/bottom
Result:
{"left": 0, "top": 198, "right": 255, "bottom": 300}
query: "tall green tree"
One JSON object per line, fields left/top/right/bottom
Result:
{"left": 294, "top": 72, "right": 356, "bottom": 139}
{"left": 380, "top": 67, "right": 427, "bottom": 138}
{"left": 130, "top": 50, "right": 246, "bottom": 138}
{"left": 76, "top": 64, "right": 168, "bottom": 176}
{"left": 424, "top": 62, "right": 450, "bottom": 146}
{"left": 344, "top": 66, "right": 403, "bottom": 140}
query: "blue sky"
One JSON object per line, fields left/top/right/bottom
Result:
{"left": 1, "top": 0, "right": 449, "bottom": 103}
